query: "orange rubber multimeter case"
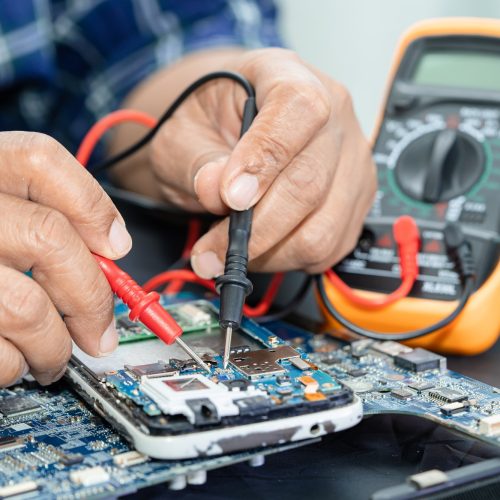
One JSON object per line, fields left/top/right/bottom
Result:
{"left": 320, "top": 18, "right": 500, "bottom": 355}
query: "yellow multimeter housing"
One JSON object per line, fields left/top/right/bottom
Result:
{"left": 320, "top": 18, "right": 500, "bottom": 355}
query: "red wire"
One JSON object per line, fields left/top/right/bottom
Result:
{"left": 326, "top": 269, "right": 414, "bottom": 309}
{"left": 326, "top": 215, "right": 420, "bottom": 309}
{"left": 76, "top": 110, "right": 157, "bottom": 166}
{"left": 144, "top": 269, "right": 284, "bottom": 318}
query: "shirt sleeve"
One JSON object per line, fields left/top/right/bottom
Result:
{"left": 0, "top": 0, "right": 283, "bottom": 156}
{"left": 78, "top": 0, "right": 283, "bottom": 119}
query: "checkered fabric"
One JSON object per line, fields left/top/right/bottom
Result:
{"left": 0, "top": 0, "right": 280, "bottom": 156}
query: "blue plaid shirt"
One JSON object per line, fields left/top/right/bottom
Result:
{"left": 0, "top": 0, "right": 280, "bottom": 156}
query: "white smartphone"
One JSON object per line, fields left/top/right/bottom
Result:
{"left": 66, "top": 298, "right": 362, "bottom": 460}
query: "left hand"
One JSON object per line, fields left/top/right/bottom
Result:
{"left": 148, "top": 48, "right": 377, "bottom": 277}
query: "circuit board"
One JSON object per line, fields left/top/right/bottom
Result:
{"left": 2, "top": 295, "right": 499, "bottom": 499}
{"left": 265, "top": 321, "right": 500, "bottom": 448}
{"left": 0, "top": 381, "right": 315, "bottom": 499}
{"left": 68, "top": 297, "right": 359, "bottom": 462}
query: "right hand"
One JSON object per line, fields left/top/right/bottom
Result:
{"left": 0, "top": 132, "right": 132, "bottom": 387}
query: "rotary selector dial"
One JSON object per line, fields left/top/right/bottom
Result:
{"left": 394, "top": 128, "right": 484, "bottom": 203}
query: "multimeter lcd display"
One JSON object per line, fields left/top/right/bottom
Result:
{"left": 412, "top": 50, "right": 500, "bottom": 92}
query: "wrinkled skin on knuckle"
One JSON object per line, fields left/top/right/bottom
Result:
{"left": 71, "top": 175, "right": 115, "bottom": 227}
{"left": 1, "top": 278, "right": 49, "bottom": 331}
{"left": 27, "top": 206, "right": 73, "bottom": 259}
{"left": 281, "top": 156, "right": 328, "bottom": 209}
{"left": 297, "top": 226, "right": 337, "bottom": 270}
{"left": 243, "top": 129, "right": 288, "bottom": 177}
{"left": 294, "top": 84, "right": 331, "bottom": 128}
{"left": 23, "top": 133, "right": 70, "bottom": 178}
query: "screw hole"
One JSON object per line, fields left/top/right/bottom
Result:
{"left": 310, "top": 424, "right": 321, "bottom": 435}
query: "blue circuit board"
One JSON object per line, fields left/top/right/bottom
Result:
{"left": 102, "top": 296, "right": 348, "bottom": 427}
{"left": 0, "top": 382, "right": 313, "bottom": 499}
{"left": 1, "top": 295, "right": 499, "bottom": 499}
{"left": 265, "top": 321, "right": 500, "bottom": 448}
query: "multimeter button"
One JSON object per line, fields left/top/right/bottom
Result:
{"left": 459, "top": 210, "right": 486, "bottom": 224}
{"left": 395, "top": 129, "right": 484, "bottom": 203}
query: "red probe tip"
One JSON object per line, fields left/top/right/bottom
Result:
{"left": 94, "top": 256, "right": 182, "bottom": 345}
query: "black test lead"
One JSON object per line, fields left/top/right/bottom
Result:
{"left": 216, "top": 96, "right": 258, "bottom": 369}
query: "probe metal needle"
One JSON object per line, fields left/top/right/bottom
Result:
{"left": 223, "top": 326, "right": 233, "bottom": 369}
{"left": 175, "top": 337, "right": 211, "bottom": 373}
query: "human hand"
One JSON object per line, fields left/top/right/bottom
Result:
{"left": 148, "top": 48, "right": 377, "bottom": 278}
{"left": 0, "top": 132, "right": 131, "bottom": 386}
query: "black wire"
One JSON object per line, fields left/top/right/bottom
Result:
{"left": 315, "top": 274, "right": 475, "bottom": 341}
{"left": 256, "top": 275, "right": 313, "bottom": 323}
{"left": 90, "top": 71, "right": 255, "bottom": 175}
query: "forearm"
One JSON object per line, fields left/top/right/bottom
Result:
{"left": 109, "top": 47, "right": 245, "bottom": 199}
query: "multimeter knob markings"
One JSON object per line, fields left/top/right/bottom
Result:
{"left": 395, "top": 128, "right": 484, "bottom": 203}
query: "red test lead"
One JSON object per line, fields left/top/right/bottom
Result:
{"left": 95, "top": 256, "right": 210, "bottom": 373}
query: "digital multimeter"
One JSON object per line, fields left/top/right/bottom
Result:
{"left": 321, "top": 18, "right": 500, "bottom": 355}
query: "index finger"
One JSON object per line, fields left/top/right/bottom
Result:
{"left": 0, "top": 132, "right": 132, "bottom": 259}
{"left": 220, "top": 51, "right": 332, "bottom": 210}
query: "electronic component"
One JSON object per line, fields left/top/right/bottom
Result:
{"left": 0, "top": 396, "right": 40, "bottom": 418}
{"left": 277, "top": 375, "right": 291, "bottom": 385}
{"left": 478, "top": 415, "right": 500, "bottom": 436}
{"left": 290, "top": 357, "right": 311, "bottom": 371}
{"left": 176, "top": 303, "right": 211, "bottom": 326}
{"left": 169, "top": 358, "right": 199, "bottom": 372}
{"left": 372, "top": 341, "right": 413, "bottom": 357}
{"left": 229, "top": 346, "right": 300, "bottom": 379}
{"left": 141, "top": 374, "right": 269, "bottom": 424}
{"left": 407, "top": 381, "right": 435, "bottom": 393}
{"left": 298, "top": 376, "right": 320, "bottom": 394}
{"left": 441, "top": 401, "right": 471, "bottom": 416}
{"left": 0, "top": 481, "right": 38, "bottom": 498}
{"left": 125, "top": 361, "right": 178, "bottom": 379}
{"left": 391, "top": 388, "right": 413, "bottom": 400}
{"left": 0, "top": 437, "right": 24, "bottom": 453}
{"left": 113, "top": 451, "right": 149, "bottom": 468}
{"left": 428, "top": 388, "right": 467, "bottom": 404}
{"left": 222, "top": 379, "right": 251, "bottom": 391}
{"left": 70, "top": 466, "right": 110, "bottom": 486}
{"left": 305, "top": 392, "right": 326, "bottom": 402}
{"left": 342, "top": 380, "right": 374, "bottom": 393}
{"left": 233, "top": 396, "right": 271, "bottom": 416}
{"left": 347, "top": 369, "right": 367, "bottom": 378}
{"left": 394, "top": 348, "right": 446, "bottom": 372}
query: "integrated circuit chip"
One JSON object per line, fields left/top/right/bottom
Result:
{"left": 440, "top": 401, "right": 470, "bottom": 416}
{"left": 391, "top": 388, "right": 413, "bottom": 400}
{"left": 408, "top": 381, "right": 435, "bottom": 393}
{"left": 394, "top": 348, "right": 446, "bottom": 372}
{"left": 0, "top": 436, "right": 25, "bottom": 452}
{"left": 429, "top": 388, "right": 467, "bottom": 404}
{"left": 0, "top": 396, "right": 41, "bottom": 418}
{"left": 125, "top": 361, "right": 178, "bottom": 379}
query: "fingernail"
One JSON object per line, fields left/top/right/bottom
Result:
{"left": 99, "top": 319, "right": 119, "bottom": 356}
{"left": 191, "top": 251, "right": 224, "bottom": 279}
{"left": 20, "top": 363, "right": 29, "bottom": 379}
{"left": 227, "top": 173, "right": 259, "bottom": 210}
{"left": 108, "top": 218, "right": 132, "bottom": 256}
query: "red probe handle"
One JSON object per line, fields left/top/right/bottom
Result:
{"left": 94, "top": 255, "right": 182, "bottom": 345}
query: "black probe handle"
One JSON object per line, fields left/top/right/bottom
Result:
{"left": 216, "top": 96, "right": 257, "bottom": 329}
